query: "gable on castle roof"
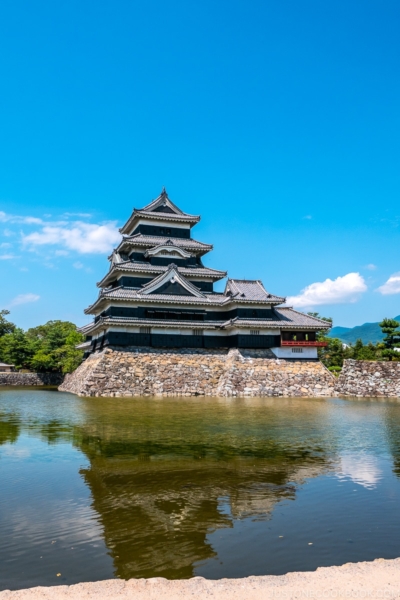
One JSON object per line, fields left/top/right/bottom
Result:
{"left": 139, "top": 265, "right": 206, "bottom": 298}
{"left": 141, "top": 188, "right": 186, "bottom": 215}
{"left": 119, "top": 189, "right": 200, "bottom": 235}
{"left": 144, "top": 242, "right": 192, "bottom": 259}
{"left": 225, "top": 279, "right": 286, "bottom": 304}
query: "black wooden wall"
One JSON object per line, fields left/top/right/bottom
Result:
{"left": 100, "top": 331, "right": 281, "bottom": 349}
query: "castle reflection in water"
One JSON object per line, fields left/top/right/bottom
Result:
{"left": 1, "top": 393, "right": 400, "bottom": 581}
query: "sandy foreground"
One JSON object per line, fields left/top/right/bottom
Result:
{"left": 1, "top": 559, "right": 400, "bottom": 600}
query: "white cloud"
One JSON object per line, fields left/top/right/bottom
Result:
{"left": 22, "top": 216, "right": 44, "bottom": 224}
{"left": 22, "top": 221, "right": 121, "bottom": 254}
{"left": 286, "top": 272, "right": 367, "bottom": 308}
{"left": 62, "top": 212, "right": 92, "bottom": 218}
{"left": 0, "top": 211, "right": 43, "bottom": 225}
{"left": 303, "top": 215, "right": 312, "bottom": 220}
{"left": 365, "top": 263, "right": 377, "bottom": 271}
{"left": 0, "top": 254, "right": 15, "bottom": 260}
{"left": 2, "top": 211, "right": 121, "bottom": 257}
{"left": 0, "top": 242, "right": 11, "bottom": 248}
{"left": 73, "top": 261, "right": 92, "bottom": 273}
{"left": 338, "top": 454, "right": 382, "bottom": 490}
{"left": 8, "top": 293, "right": 40, "bottom": 308}
{"left": 3, "top": 447, "right": 32, "bottom": 458}
{"left": 376, "top": 272, "right": 400, "bottom": 295}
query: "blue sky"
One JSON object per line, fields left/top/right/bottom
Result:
{"left": 1, "top": 0, "right": 399, "bottom": 329}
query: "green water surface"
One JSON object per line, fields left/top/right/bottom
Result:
{"left": 1, "top": 389, "right": 400, "bottom": 589}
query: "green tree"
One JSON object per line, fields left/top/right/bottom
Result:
{"left": 352, "top": 339, "right": 378, "bottom": 361}
{"left": 379, "top": 318, "right": 400, "bottom": 361}
{"left": 53, "top": 330, "right": 86, "bottom": 373}
{"left": 0, "top": 320, "right": 85, "bottom": 373}
{"left": 0, "top": 310, "right": 16, "bottom": 337}
{"left": 30, "top": 349, "right": 55, "bottom": 372}
{"left": 26, "top": 321, "right": 85, "bottom": 373}
{"left": 307, "top": 312, "right": 346, "bottom": 368}
{"left": 0, "top": 328, "right": 37, "bottom": 369}
{"left": 318, "top": 337, "right": 348, "bottom": 368}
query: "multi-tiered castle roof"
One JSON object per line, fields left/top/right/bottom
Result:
{"left": 80, "top": 189, "right": 329, "bottom": 357}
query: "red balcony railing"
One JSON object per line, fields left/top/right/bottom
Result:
{"left": 281, "top": 341, "right": 328, "bottom": 347}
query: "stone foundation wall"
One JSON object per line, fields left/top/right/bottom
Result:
{"left": 59, "top": 346, "right": 335, "bottom": 397}
{"left": 335, "top": 359, "right": 400, "bottom": 397}
{"left": 0, "top": 372, "right": 64, "bottom": 387}
{"left": 216, "top": 349, "right": 334, "bottom": 397}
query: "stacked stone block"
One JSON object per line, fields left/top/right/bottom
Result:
{"left": 0, "top": 372, "right": 64, "bottom": 386}
{"left": 59, "top": 347, "right": 335, "bottom": 398}
{"left": 335, "top": 359, "right": 400, "bottom": 397}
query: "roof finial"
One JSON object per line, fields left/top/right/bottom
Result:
{"left": 161, "top": 186, "right": 167, "bottom": 196}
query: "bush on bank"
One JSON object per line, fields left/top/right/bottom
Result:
{"left": 0, "top": 311, "right": 84, "bottom": 373}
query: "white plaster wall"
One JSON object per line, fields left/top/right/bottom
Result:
{"left": 272, "top": 346, "right": 318, "bottom": 359}
{"left": 95, "top": 301, "right": 139, "bottom": 313}
{"left": 202, "top": 329, "right": 231, "bottom": 336}
{"left": 97, "top": 326, "right": 141, "bottom": 334}
{"left": 151, "top": 327, "right": 182, "bottom": 335}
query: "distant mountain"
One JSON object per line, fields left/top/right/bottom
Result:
{"left": 329, "top": 315, "right": 400, "bottom": 345}
{"left": 329, "top": 326, "right": 351, "bottom": 337}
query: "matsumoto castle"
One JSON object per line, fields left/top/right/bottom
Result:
{"left": 80, "top": 190, "right": 329, "bottom": 359}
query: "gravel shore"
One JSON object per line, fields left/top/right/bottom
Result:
{"left": 1, "top": 558, "right": 400, "bottom": 600}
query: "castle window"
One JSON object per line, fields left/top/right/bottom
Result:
{"left": 292, "top": 348, "right": 303, "bottom": 353}
{"left": 140, "top": 327, "right": 151, "bottom": 334}
{"left": 193, "top": 329, "right": 203, "bottom": 336}
{"left": 250, "top": 330, "right": 260, "bottom": 335}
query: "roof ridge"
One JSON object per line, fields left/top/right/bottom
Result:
{"left": 134, "top": 208, "right": 200, "bottom": 219}
{"left": 256, "top": 280, "right": 267, "bottom": 292}
{"left": 230, "top": 278, "right": 262, "bottom": 283}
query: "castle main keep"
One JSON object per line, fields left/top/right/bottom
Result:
{"left": 78, "top": 189, "right": 329, "bottom": 359}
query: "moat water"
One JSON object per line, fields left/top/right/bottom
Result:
{"left": 1, "top": 389, "right": 400, "bottom": 590}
